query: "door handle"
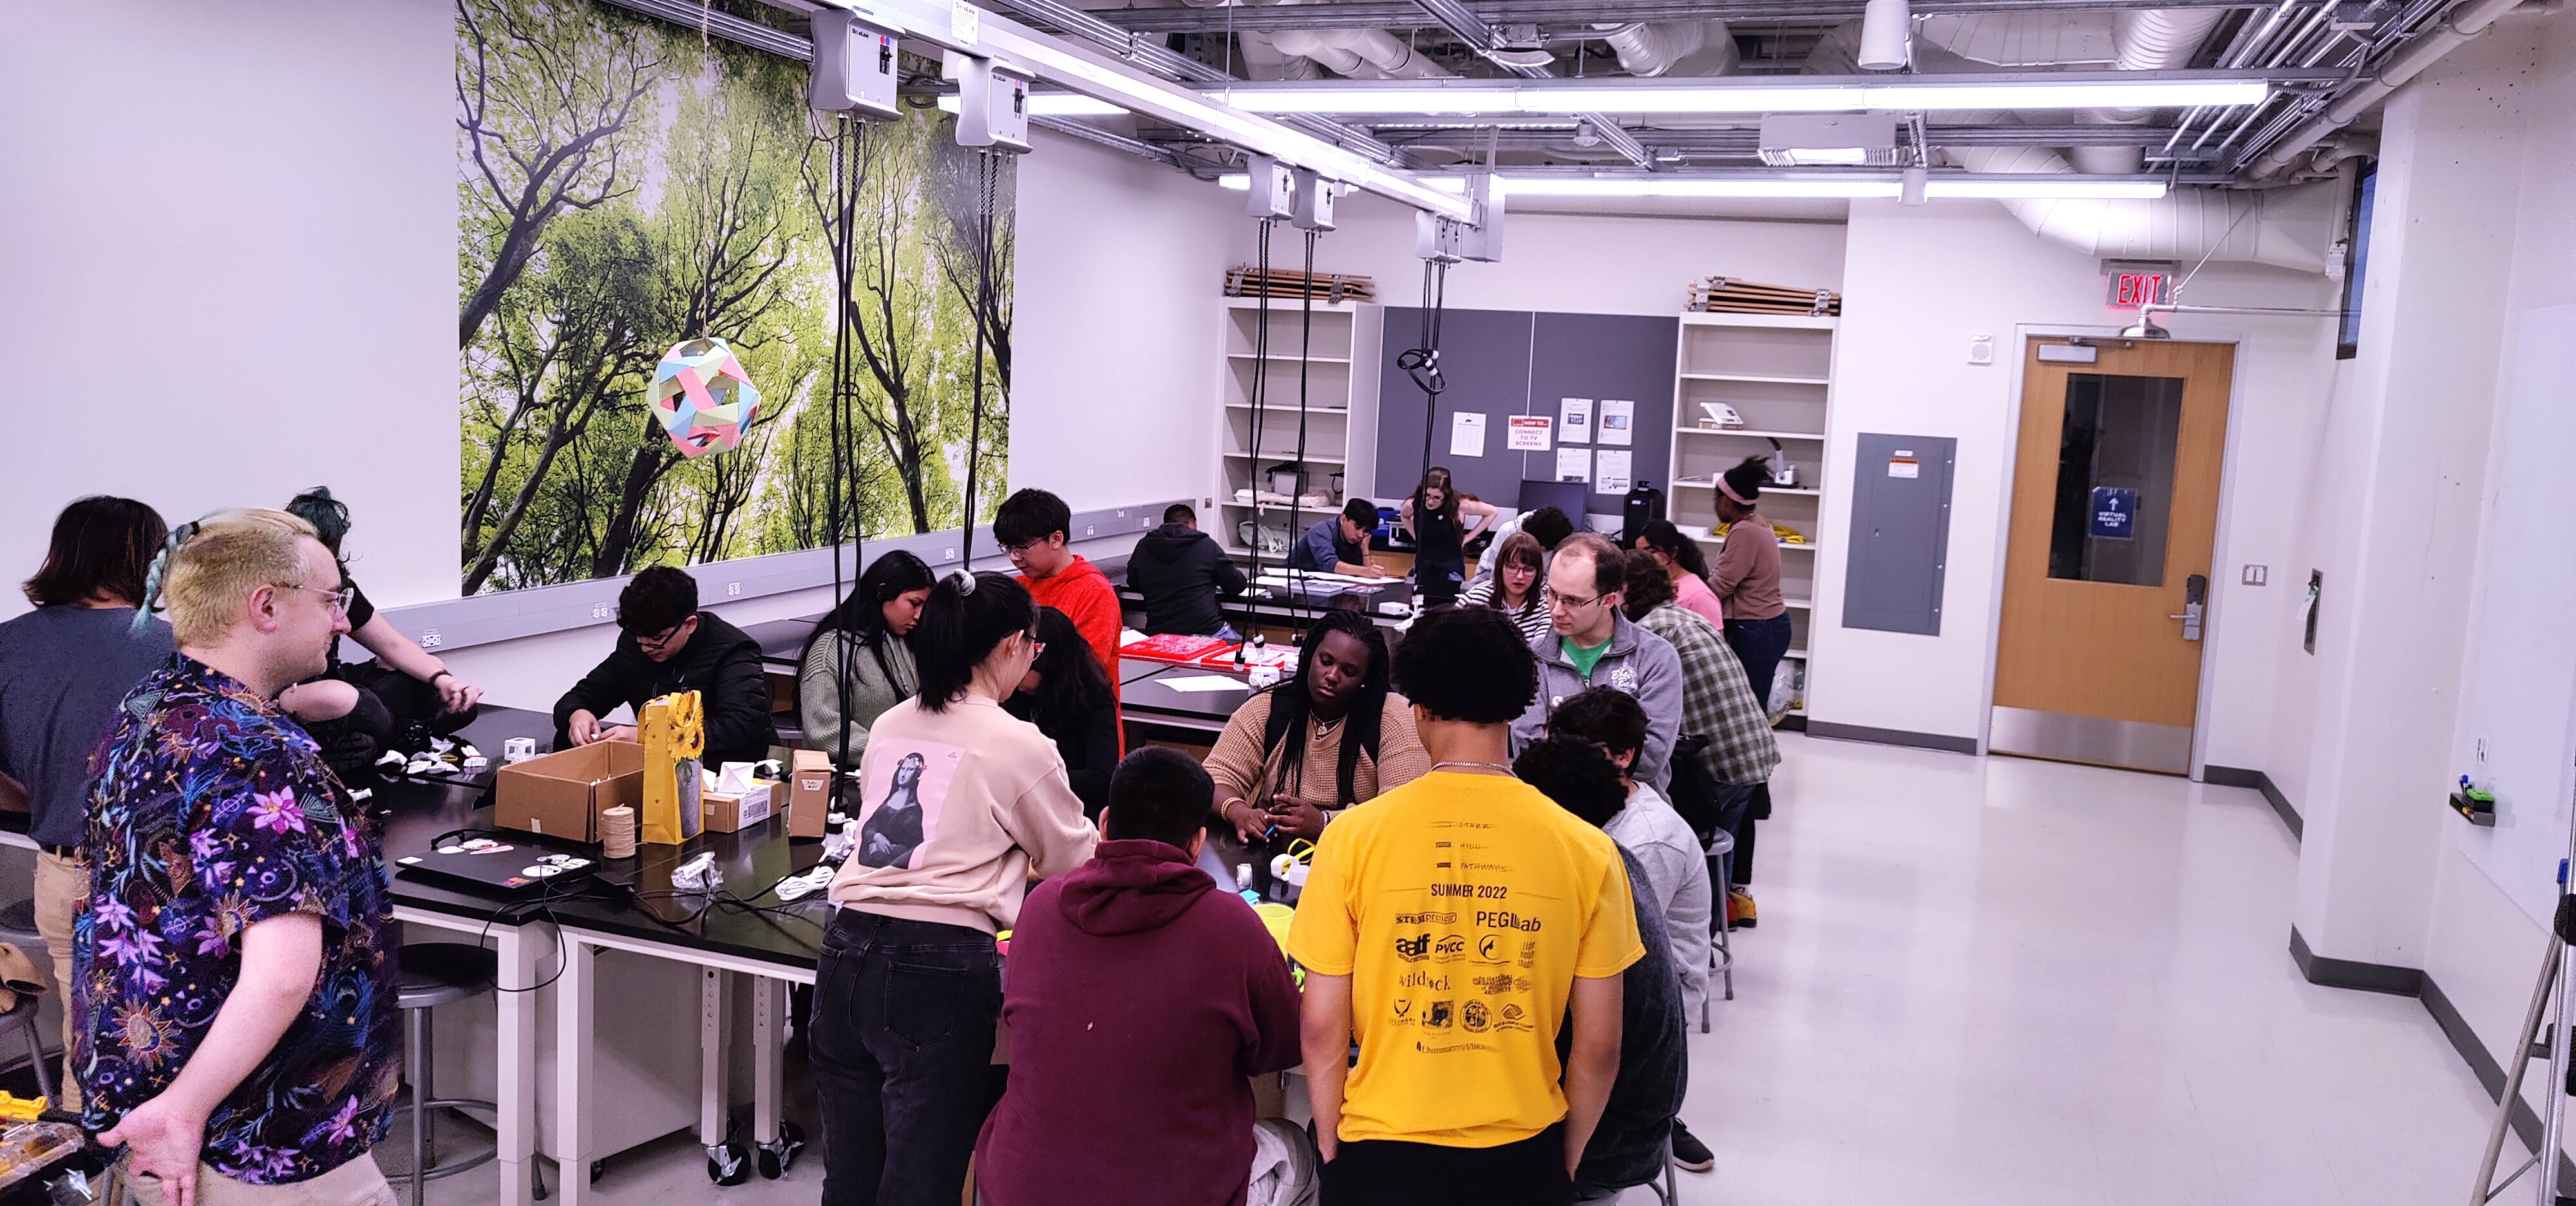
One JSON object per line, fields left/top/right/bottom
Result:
{"left": 2168, "top": 573, "right": 2207, "bottom": 641}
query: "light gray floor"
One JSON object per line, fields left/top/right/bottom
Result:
{"left": 406, "top": 733, "right": 2511, "bottom": 1206}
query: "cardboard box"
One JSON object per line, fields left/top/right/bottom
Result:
{"left": 790, "top": 749, "right": 833, "bottom": 838}
{"left": 703, "top": 781, "right": 776, "bottom": 834}
{"left": 494, "top": 740, "right": 643, "bottom": 842}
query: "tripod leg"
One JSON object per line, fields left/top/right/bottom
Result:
{"left": 2474, "top": 936, "right": 2559, "bottom": 1204}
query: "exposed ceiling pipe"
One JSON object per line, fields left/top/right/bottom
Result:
{"left": 1589, "top": 19, "right": 1739, "bottom": 76}
{"left": 1271, "top": 26, "right": 1459, "bottom": 77}
{"left": 1235, "top": 30, "right": 1325, "bottom": 80}
{"left": 1949, "top": 145, "right": 2340, "bottom": 270}
{"left": 2239, "top": 0, "right": 2528, "bottom": 180}
{"left": 2069, "top": 6, "right": 2230, "bottom": 171}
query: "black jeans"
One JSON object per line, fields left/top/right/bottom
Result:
{"left": 1321, "top": 1123, "right": 1571, "bottom": 1206}
{"left": 811, "top": 910, "right": 1001, "bottom": 1206}
{"left": 1722, "top": 613, "right": 1795, "bottom": 710}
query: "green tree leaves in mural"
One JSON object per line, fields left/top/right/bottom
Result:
{"left": 457, "top": 0, "right": 1010, "bottom": 593}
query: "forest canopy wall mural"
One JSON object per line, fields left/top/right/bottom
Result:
{"left": 457, "top": 0, "right": 1014, "bottom": 595}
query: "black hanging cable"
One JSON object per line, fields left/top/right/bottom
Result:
{"left": 1286, "top": 225, "right": 1321, "bottom": 629}
{"left": 957, "top": 151, "right": 999, "bottom": 576}
{"left": 1235, "top": 217, "right": 1276, "bottom": 664}
{"left": 824, "top": 117, "right": 869, "bottom": 815}
{"left": 1402, "top": 256, "right": 1451, "bottom": 543}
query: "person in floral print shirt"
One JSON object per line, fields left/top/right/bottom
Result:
{"left": 75, "top": 509, "right": 400, "bottom": 1206}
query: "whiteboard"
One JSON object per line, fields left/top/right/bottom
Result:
{"left": 2456, "top": 305, "right": 2576, "bottom": 927}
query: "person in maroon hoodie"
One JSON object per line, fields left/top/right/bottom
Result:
{"left": 976, "top": 747, "right": 1305, "bottom": 1206}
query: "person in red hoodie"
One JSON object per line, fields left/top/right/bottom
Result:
{"left": 998, "top": 489, "right": 1125, "bottom": 723}
{"left": 976, "top": 747, "right": 1304, "bottom": 1206}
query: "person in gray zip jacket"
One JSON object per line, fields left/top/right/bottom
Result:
{"left": 1508, "top": 532, "right": 1685, "bottom": 791}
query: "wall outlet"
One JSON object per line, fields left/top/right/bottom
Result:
{"left": 943, "top": 547, "right": 957, "bottom": 561}
{"left": 2241, "top": 564, "right": 2268, "bottom": 586}
{"left": 420, "top": 629, "right": 442, "bottom": 648}
{"left": 726, "top": 581, "right": 741, "bottom": 597}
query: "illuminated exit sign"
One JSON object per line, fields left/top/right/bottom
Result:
{"left": 2102, "top": 258, "right": 2178, "bottom": 308}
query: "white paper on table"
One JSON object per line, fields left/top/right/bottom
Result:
{"left": 1594, "top": 449, "right": 1633, "bottom": 494}
{"left": 1598, "top": 399, "right": 1635, "bottom": 447}
{"left": 1555, "top": 447, "right": 1591, "bottom": 482}
{"left": 1449, "top": 411, "right": 1487, "bottom": 457}
{"left": 1560, "top": 398, "right": 1593, "bottom": 442}
{"left": 1157, "top": 675, "right": 1248, "bottom": 693}
{"left": 1506, "top": 415, "right": 1552, "bottom": 451}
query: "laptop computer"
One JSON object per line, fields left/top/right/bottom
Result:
{"left": 395, "top": 833, "right": 603, "bottom": 899}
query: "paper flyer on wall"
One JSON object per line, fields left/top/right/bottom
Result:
{"left": 1599, "top": 399, "right": 1635, "bottom": 447}
{"left": 1506, "top": 415, "right": 1552, "bottom": 451}
{"left": 1594, "top": 449, "right": 1631, "bottom": 493}
{"left": 1450, "top": 411, "right": 1486, "bottom": 457}
{"left": 1556, "top": 447, "right": 1591, "bottom": 482}
{"left": 1560, "top": 398, "right": 1593, "bottom": 443}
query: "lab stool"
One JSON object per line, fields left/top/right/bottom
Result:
{"left": 1705, "top": 830, "right": 1736, "bottom": 1033}
{"left": 1644, "top": 1132, "right": 1683, "bottom": 1206}
{"left": 0, "top": 900, "right": 57, "bottom": 1104}
{"left": 391, "top": 943, "right": 501, "bottom": 1206}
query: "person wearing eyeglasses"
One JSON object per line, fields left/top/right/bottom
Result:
{"left": 815, "top": 570, "right": 1097, "bottom": 1206}
{"left": 996, "top": 489, "right": 1124, "bottom": 726}
{"left": 79, "top": 509, "right": 402, "bottom": 1206}
{"left": 553, "top": 565, "right": 772, "bottom": 768}
{"left": 274, "top": 487, "right": 482, "bottom": 779}
{"left": 1508, "top": 532, "right": 1685, "bottom": 794}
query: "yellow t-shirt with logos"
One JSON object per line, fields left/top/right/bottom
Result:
{"left": 1285, "top": 769, "right": 1645, "bottom": 1149}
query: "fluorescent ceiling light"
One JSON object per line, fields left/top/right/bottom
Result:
{"left": 1218, "top": 173, "right": 2169, "bottom": 200}
{"left": 935, "top": 93, "right": 1128, "bottom": 117}
{"left": 1213, "top": 78, "right": 2269, "bottom": 116}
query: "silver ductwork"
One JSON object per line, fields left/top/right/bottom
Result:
{"left": 1270, "top": 27, "right": 1454, "bottom": 78}
{"left": 1588, "top": 20, "right": 1738, "bottom": 77}
{"left": 1951, "top": 146, "right": 2338, "bottom": 271}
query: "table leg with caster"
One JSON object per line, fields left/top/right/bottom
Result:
{"left": 753, "top": 977, "right": 803, "bottom": 1179}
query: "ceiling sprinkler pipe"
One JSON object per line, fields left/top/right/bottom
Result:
{"left": 2240, "top": 0, "right": 2527, "bottom": 180}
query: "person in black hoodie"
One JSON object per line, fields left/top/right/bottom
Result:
{"left": 1515, "top": 735, "right": 1690, "bottom": 1201}
{"left": 1127, "top": 504, "right": 1249, "bottom": 637}
{"left": 554, "top": 566, "right": 773, "bottom": 767}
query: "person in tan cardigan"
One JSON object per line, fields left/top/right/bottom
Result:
{"left": 1204, "top": 611, "right": 1430, "bottom": 901}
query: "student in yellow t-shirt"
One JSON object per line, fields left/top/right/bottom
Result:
{"left": 1287, "top": 607, "right": 1645, "bottom": 1206}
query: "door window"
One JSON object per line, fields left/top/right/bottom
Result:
{"left": 2047, "top": 373, "right": 2184, "bottom": 587}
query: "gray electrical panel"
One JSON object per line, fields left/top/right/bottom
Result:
{"left": 1841, "top": 433, "right": 1956, "bottom": 636}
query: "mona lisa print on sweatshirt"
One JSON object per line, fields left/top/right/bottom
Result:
{"left": 855, "top": 740, "right": 961, "bottom": 870}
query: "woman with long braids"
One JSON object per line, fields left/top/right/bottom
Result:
{"left": 1632, "top": 518, "right": 1727, "bottom": 628}
{"left": 1204, "top": 610, "right": 1430, "bottom": 900}
{"left": 815, "top": 570, "right": 1096, "bottom": 1206}
{"left": 799, "top": 549, "right": 937, "bottom": 769}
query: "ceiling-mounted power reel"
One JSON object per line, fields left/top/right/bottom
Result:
{"left": 810, "top": 6, "right": 902, "bottom": 121}
{"left": 947, "top": 50, "right": 1034, "bottom": 154}
{"left": 1412, "top": 173, "right": 1504, "bottom": 263}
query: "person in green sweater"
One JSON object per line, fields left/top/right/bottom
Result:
{"left": 800, "top": 551, "right": 938, "bottom": 768}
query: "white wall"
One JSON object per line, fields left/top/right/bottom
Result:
{"left": 1810, "top": 200, "right": 2340, "bottom": 747}
{"left": 0, "top": 0, "right": 1238, "bottom": 710}
{"left": 0, "top": 0, "right": 457, "bottom": 619}
{"left": 1244, "top": 191, "right": 1850, "bottom": 317}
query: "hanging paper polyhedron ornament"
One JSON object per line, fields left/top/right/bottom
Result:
{"left": 650, "top": 337, "right": 763, "bottom": 458}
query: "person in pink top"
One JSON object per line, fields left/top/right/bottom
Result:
{"left": 1709, "top": 455, "right": 1794, "bottom": 927}
{"left": 1631, "top": 520, "right": 1725, "bottom": 628}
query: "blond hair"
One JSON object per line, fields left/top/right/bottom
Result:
{"left": 161, "top": 509, "right": 322, "bottom": 646}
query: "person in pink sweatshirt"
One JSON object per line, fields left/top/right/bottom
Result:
{"left": 975, "top": 747, "right": 1304, "bottom": 1206}
{"left": 815, "top": 570, "right": 1100, "bottom": 1206}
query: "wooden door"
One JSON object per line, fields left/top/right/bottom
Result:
{"left": 1991, "top": 339, "right": 2235, "bottom": 773}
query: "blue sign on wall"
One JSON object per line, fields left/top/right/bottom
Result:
{"left": 2089, "top": 487, "right": 2137, "bottom": 540}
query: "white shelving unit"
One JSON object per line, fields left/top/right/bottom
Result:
{"left": 1665, "top": 311, "right": 1837, "bottom": 718}
{"left": 1214, "top": 297, "right": 1381, "bottom": 560}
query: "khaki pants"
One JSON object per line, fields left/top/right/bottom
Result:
{"left": 32, "top": 850, "right": 82, "bottom": 1111}
{"left": 128, "top": 1153, "right": 397, "bottom": 1206}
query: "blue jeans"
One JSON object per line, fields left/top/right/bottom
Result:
{"left": 811, "top": 910, "right": 1001, "bottom": 1206}
{"left": 1723, "top": 614, "right": 1795, "bottom": 711}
